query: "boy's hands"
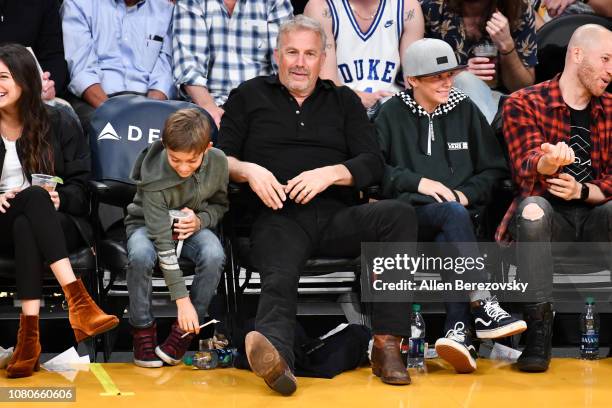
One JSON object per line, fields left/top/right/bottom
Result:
{"left": 173, "top": 207, "right": 201, "bottom": 240}
{"left": 418, "top": 178, "right": 456, "bottom": 203}
{"left": 176, "top": 297, "right": 200, "bottom": 334}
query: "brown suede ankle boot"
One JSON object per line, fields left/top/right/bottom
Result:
{"left": 6, "top": 314, "right": 41, "bottom": 378}
{"left": 62, "top": 279, "right": 119, "bottom": 342}
{"left": 371, "top": 334, "right": 411, "bottom": 385}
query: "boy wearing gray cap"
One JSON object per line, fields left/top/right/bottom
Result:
{"left": 376, "top": 38, "right": 525, "bottom": 374}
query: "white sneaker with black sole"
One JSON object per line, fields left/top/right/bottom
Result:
{"left": 435, "top": 322, "right": 477, "bottom": 374}
{"left": 472, "top": 296, "right": 527, "bottom": 339}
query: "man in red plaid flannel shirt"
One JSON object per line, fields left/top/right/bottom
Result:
{"left": 500, "top": 24, "right": 611, "bottom": 373}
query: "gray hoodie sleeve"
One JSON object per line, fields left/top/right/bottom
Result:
{"left": 142, "top": 190, "right": 189, "bottom": 301}
{"left": 196, "top": 152, "right": 229, "bottom": 229}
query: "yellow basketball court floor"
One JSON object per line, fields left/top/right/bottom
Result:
{"left": 1, "top": 358, "right": 612, "bottom": 407}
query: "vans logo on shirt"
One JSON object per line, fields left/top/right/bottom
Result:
{"left": 97, "top": 122, "right": 121, "bottom": 141}
{"left": 447, "top": 142, "right": 468, "bottom": 150}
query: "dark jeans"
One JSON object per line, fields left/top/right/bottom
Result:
{"left": 416, "top": 202, "right": 487, "bottom": 333}
{"left": 512, "top": 196, "right": 612, "bottom": 303}
{"left": 249, "top": 198, "right": 417, "bottom": 370}
{"left": 0, "top": 187, "right": 74, "bottom": 299}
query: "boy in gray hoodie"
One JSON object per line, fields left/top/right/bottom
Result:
{"left": 124, "top": 108, "right": 228, "bottom": 368}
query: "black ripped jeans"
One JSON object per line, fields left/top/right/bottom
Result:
{"left": 511, "top": 196, "right": 612, "bottom": 303}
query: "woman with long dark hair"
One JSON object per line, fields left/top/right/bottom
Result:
{"left": 0, "top": 43, "right": 118, "bottom": 378}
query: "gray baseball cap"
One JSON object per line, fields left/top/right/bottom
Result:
{"left": 402, "top": 38, "right": 466, "bottom": 77}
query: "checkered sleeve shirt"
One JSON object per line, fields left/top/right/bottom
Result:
{"left": 172, "top": 0, "right": 293, "bottom": 106}
{"left": 496, "top": 76, "right": 612, "bottom": 243}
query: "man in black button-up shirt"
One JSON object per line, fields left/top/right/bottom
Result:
{"left": 218, "top": 15, "right": 417, "bottom": 394}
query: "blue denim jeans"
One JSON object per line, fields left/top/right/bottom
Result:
{"left": 416, "top": 202, "right": 487, "bottom": 332}
{"left": 126, "top": 226, "right": 225, "bottom": 328}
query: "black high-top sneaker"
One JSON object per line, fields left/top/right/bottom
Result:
{"left": 472, "top": 296, "right": 527, "bottom": 339}
{"left": 435, "top": 321, "right": 478, "bottom": 374}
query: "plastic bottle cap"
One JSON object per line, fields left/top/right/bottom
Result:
{"left": 183, "top": 355, "right": 193, "bottom": 366}
{"left": 412, "top": 304, "right": 421, "bottom": 312}
{"left": 586, "top": 296, "right": 594, "bottom": 305}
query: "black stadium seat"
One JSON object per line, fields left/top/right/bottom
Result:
{"left": 225, "top": 184, "right": 371, "bottom": 330}
{"left": 87, "top": 95, "right": 227, "bottom": 359}
{"left": 0, "top": 129, "right": 99, "bottom": 360}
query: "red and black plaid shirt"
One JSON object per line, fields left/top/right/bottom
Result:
{"left": 497, "top": 76, "right": 612, "bottom": 242}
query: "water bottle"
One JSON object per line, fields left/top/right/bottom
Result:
{"left": 192, "top": 350, "right": 219, "bottom": 369}
{"left": 580, "top": 297, "right": 600, "bottom": 360}
{"left": 407, "top": 303, "right": 426, "bottom": 368}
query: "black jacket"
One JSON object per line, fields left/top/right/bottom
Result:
{"left": 0, "top": 105, "right": 92, "bottom": 244}
{"left": 0, "top": 0, "right": 69, "bottom": 96}
{"left": 376, "top": 88, "right": 509, "bottom": 212}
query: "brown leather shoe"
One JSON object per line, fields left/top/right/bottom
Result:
{"left": 245, "top": 331, "right": 297, "bottom": 396}
{"left": 371, "top": 334, "right": 411, "bottom": 385}
{"left": 6, "top": 314, "right": 41, "bottom": 378}
{"left": 62, "top": 278, "right": 119, "bottom": 342}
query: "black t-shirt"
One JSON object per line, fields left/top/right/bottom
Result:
{"left": 565, "top": 104, "right": 593, "bottom": 183}
{"left": 217, "top": 75, "right": 383, "bottom": 204}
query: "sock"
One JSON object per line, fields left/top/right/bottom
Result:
{"left": 468, "top": 290, "right": 491, "bottom": 303}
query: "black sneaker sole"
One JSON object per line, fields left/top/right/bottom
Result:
{"left": 435, "top": 339, "right": 477, "bottom": 374}
{"left": 245, "top": 331, "right": 297, "bottom": 396}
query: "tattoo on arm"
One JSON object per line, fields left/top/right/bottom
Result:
{"left": 323, "top": 8, "right": 331, "bottom": 19}
{"left": 404, "top": 9, "right": 415, "bottom": 22}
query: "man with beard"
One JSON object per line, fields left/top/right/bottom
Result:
{"left": 218, "top": 15, "right": 417, "bottom": 395}
{"left": 498, "top": 24, "right": 612, "bottom": 373}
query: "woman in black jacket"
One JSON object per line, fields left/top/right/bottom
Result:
{"left": 0, "top": 43, "right": 118, "bottom": 378}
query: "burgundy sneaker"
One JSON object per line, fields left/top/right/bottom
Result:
{"left": 155, "top": 320, "right": 194, "bottom": 365}
{"left": 132, "top": 323, "right": 163, "bottom": 368}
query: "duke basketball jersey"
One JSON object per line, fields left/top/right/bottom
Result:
{"left": 327, "top": 0, "right": 404, "bottom": 94}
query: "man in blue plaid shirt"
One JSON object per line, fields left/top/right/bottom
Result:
{"left": 172, "top": 0, "right": 294, "bottom": 127}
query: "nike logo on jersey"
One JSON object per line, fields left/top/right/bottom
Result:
{"left": 384, "top": 20, "right": 394, "bottom": 28}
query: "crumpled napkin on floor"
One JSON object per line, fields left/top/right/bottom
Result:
{"left": 42, "top": 347, "right": 89, "bottom": 371}
{"left": 42, "top": 347, "right": 90, "bottom": 382}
